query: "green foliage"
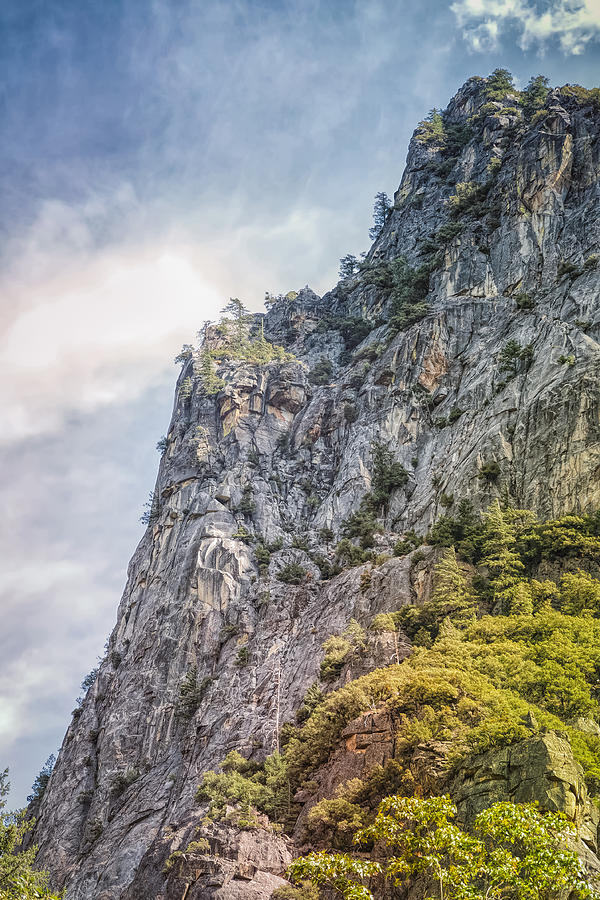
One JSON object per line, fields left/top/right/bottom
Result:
{"left": 522, "top": 75, "right": 550, "bottom": 119}
{"left": 320, "top": 621, "right": 366, "bottom": 682}
{"left": 416, "top": 109, "right": 471, "bottom": 172}
{"left": 306, "top": 796, "right": 367, "bottom": 849}
{"left": 277, "top": 562, "right": 308, "bottom": 585}
{"left": 340, "top": 443, "right": 407, "bottom": 552}
{"left": 558, "top": 260, "right": 582, "bottom": 279}
{"left": 178, "top": 375, "right": 193, "bottom": 400}
{"left": 272, "top": 882, "right": 320, "bottom": 900}
{"left": 27, "top": 755, "right": 55, "bottom": 804}
{"left": 284, "top": 606, "right": 600, "bottom": 792}
{"left": 315, "top": 315, "right": 374, "bottom": 352}
{"left": 196, "top": 750, "right": 289, "bottom": 826}
{"left": 485, "top": 67, "right": 515, "bottom": 101}
{"left": 211, "top": 298, "right": 292, "bottom": 364}
{"left": 254, "top": 542, "right": 271, "bottom": 574}
{"left": 431, "top": 546, "right": 477, "bottom": 624}
{"left": 341, "top": 506, "right": 378, "bottom": 550}
{"left": 187, "top": 838, "right": 210, "bottom": 853}
{"left": 110, "top": 768, "right": 140, "bottom": 797}
{"left": 174, "top": 344, "right": 194, "bottom": 364}
{"left": 416, "top": 108, "right": 445, "bottom": 144}
{"left": 559, "top": 571, "right": 600, "bottom": 615}
{"left": 344, "top": 403, "right": 358, "bottom": 424}
{"left": 335, "top": 539, "right": 374, "bottom": 567}
{"left": 140, "top": 490, "right": 161, "bottom": 526}
{"left": 368, "top": 192, "right": 392, "bottom": 241}
{"left": 236, "top": 646, "right": 251, "bottom": 667}
{"left": 447, "top": 181, "right": 490, "bottom": 217}
{"left": 480, "top": 499, "right": 526, "bottom": 611}
{"left": 515, "top": 292, "right": 535, "bottom": 310}
{"left": 289, "top": 793, "right": 594, "bottom": 900}
{"left": 238, "top": 484, "right": 256, "bottom": 517}
{"left": 339, "top": 255, "right": 359, "bottom": 280}
{"left": 559, "top": 353, "right": 576, "bottom": 366}
{"left": 1, "top": 769, "right": 63, "bottom": 898}
{"left": 394, "top": 547, "right": 476, "bottom": 645}
{"left": 479, "top": 460, "right": 501, "bottom": 482}
{"left": 558, "top": 84, "right": 600, "bottom": 110}
{"left": 176, "top": 666, "right": 213, "bottom": 720}
{"left": 371, "top": 441, "right": 408, "bottom": 509}
{"left": 498, "top": 339, "right": 534, "bottom": 377}
{"left": 388, "top": 256, "right": 429, "bottom": 330}
{"left": 296, "top": 684, "right": 325, "bottom": 724}
{"left": 232, "top": 525, "right": 253, "bottom": 543}
{"left": 308, "top": 358, "right": 334, "bottom": 386}
{"left": 197, "top": 348, "right": 226, "bottom": 395}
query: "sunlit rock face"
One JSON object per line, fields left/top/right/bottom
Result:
{"left": 31, "top": 76, "right": 600, "bottom": 899}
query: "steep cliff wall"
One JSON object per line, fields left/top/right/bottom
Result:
{"left": 31, "top": 76, "right": 600, "bottom": 899}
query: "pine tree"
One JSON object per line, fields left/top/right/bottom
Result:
{"left": 485, "top": 68, "right": 515, "bottom": 101}
{"left": 416, "top": 108, "right": 445, "bottom": 144}
{"left": 507, "top": 581, "right": 533, "bottom": 615}
{"left": 221, "top": 297, "right": 252, "bottom": 352}
{"left": 430, "top": 546, "right": 476, "bottom": 624}
{"left": 368, "top": 192, "right": 392, "bottom": 241}
{"left": 522, "top": 74, "right": 550, "bottom": 119}
{"left": 481, "top": 500, "right": 525, "bottom": 612}
{"left": 339, "top": 254, "right": 358, "bottom": 280}
{"left": 198, "top": 349, "right": 225, "bottom": 396}
{"left": 27, "top": 755, "right": 56, "bottom": 803}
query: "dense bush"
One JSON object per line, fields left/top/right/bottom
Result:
{"left": 288, "top": 794, "right": 593, "bottom": 900}
{"left": 308, "top": 358, "right": 334, "bottom": 386}
{"left": 277, "top": 562, "right": 308, "bottom": 585}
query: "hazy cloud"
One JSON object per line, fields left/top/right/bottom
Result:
{"left": 452, "top": 0, "right": 600, "bottom": 54}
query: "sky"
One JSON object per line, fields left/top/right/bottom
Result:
{"left": 1, "top": 0, "right": 600, "bottom": 808}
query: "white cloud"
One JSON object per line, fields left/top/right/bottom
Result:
{"left": 0, "top": 191, "right": 347, "bottom": 446}
{"left": 0, "top": 245, "right": 221, "bottom": 443}
{"left": 451, "top": 0, "right": 600, "bottom": 54}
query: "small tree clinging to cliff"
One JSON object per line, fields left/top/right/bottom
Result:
{"left": 368, "top": 192, "right": 392, "bottom": 241}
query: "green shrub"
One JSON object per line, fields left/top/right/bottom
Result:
{"left": 558, "top": 354, "right": 575, "bottom": 366}
{"left": 479, "top": 461, "right": 501, "bottom": 482}
{"left": 236, "top": 646, "right": 251, "bottom": 667}
{"left": 277, "top": 563, "right": 308, "bottom": 585}
{"left": 254, "top": 543, "right": 271, "bottom": 574}
{"left": 514, "top": 292, "right": 535, "bottom": 310}
{"left": 484, "top": 67, "right": 515, "bottom": 101}
{"left": 187, "top": 838, "right": 210, "bottom": 853}
{"left": 27, "top": 755, "right": 55, "bottom": 804}
{"left": 308, "top": 358, "right": 334, "bottom": 385}
{"left": 176, "top": 666, "right": 214, "bottom": 720}
{"left": 498, "top": 340, "right": 533, "bottom": 377}
{"left": 238, "top": 485, "right": 256, "bottom": 517}
{"left": 272, "top": 883, "right": 320, "bottom": 900}
{"left": 558, "top": 260, "right": 582, "bottom": 279}
{"left": 111, "top": 768, "right": 140, "bottom": 797}
{"left": 320, "top": 621, "right": 366, "bottom": 682}
{"left": 344, "top": 403, "right": 358, "bottom": 423}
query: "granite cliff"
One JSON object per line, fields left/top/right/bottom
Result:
{"left": 30, "top": 73, "right": 600, "bottom": 899}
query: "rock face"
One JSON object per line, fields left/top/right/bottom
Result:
{"left": 31, "top": 76, "right": 600, "bottom": 898}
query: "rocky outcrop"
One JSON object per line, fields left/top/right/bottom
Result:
{"left": 31, "top": 75, "right": 600, "bottom": 898}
